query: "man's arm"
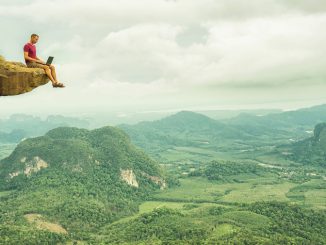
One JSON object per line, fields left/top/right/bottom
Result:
{"left": 36, "top": 56, "right": 45, "bottom": 64}
{"left": 24, "top": 52, "right": 44, "bottom": 63}
{"left": 23, "top": 52, "right": 45, "bottom": 64}
{"left": 24, "top": 51, "right": 36, "bottom": 62}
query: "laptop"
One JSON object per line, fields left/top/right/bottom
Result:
{"left": 45, "top": 56, "right": 54, "bottom": 65}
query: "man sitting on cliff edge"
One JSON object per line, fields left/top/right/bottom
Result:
{"left": 24, "top": 34, "right": 65, "bottom": 88}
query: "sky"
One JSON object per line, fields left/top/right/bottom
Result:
{"left": 1, "top": 0, "right": 326, "bottom": 119}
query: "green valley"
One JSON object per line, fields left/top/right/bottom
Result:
{"left": 0, "top": 105, "right": 325, "bottom": 244}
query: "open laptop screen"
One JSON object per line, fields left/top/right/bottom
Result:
{"left": 46, "top": 56, "right": 54, "bottom": 65}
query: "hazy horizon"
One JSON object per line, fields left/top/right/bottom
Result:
{"left": 0, "top": 103, "right": 325, "bottom": 128}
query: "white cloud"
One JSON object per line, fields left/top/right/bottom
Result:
{"left": 1, "top": 0, "right": 326, "bottom": 117}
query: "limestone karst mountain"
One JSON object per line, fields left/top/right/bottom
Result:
{"left": 0, "top": 126, "right": 166, "bottom": 189}
{"left": 287, "top": 122, "right": 326, "bottom": 167}
{"left": 0, "top": 125, "right": 168, "bottom": 239}
{"left": 0, "top": 55, "right": 49, "bottom": 96}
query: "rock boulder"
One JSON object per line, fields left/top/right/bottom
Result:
{"left": 0, "top": 55, "right": 49, "bottom": 96}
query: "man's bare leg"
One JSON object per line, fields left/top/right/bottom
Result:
{"left": 43, "top": 66, "right": 57, "bottom": 85}
{"left": 50, "top": 65, "right": 58, "bottom": 82}
{"left": 50, "top": 65, "right": 64, "bottom": 87}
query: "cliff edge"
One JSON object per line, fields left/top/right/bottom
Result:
{"left": 0, "top": 56, "right": 49, "bottom": 96}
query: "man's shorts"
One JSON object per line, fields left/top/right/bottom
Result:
{"left": 26, "top": 62, "right": 47, "bottom": 69}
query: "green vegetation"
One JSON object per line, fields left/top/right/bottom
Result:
{"left": 97, "top": 207, "right": 211, "bottom": 244}
{"left": 150, "top": 175, "right": 325, "bottom": 208}
{"left": 0, "top": 225, "right": 68, "bottom": 245}
{"left": 0, "top": 143, "right": 16, "bottom": 160}
{"left": 0, "top": 126, "right": 171, "bottom": 243}
{"left": 117, "top": 109, "right": 325, "bottom": 163}
{"left": 118, "top": 111, "right": 253, "bottom": 161}
{"left": 189, "top": 160, "right": 269, "bottom": 181}
{"left": 1, "top": 108, "right": 326, "bottom": 244}
{"left": 92, "top": 202, "right": 326, "bottom": 244}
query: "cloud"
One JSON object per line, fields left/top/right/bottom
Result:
{"left": 1, "top": 0, "right": 326, "bottom": 116}
{"left": 3, "top": 0, "right": 326, "bottom": 27}
{"left": 89, "top": 24, "right": 184, "bottom": 83}
{"left": 83, "top": 12, "right": 326, "bottom": 89}
{"left": 199, "top": 13, "right": 326, "bottom": 88}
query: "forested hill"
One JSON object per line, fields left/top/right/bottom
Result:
{"left": 120, "top": 110, "right": 249, "bottom": 138}
{"left": 224, "top": 104, "right": 326, "bottom": 136}
{"left": 0, "top": 126, "right": 169, "bottom": 242}
{"left": 117, "top": 106, "right": 326, "bottom": 157}
{"left": 118, "top": 110, "right": 252, "bottom": 154}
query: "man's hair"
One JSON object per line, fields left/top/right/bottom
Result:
{"left": 31, "top": 34, "right": 39, "bottom": 38}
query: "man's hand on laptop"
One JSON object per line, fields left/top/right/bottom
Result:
{"left": 34, "top": 58, "right": 45, "bottom": 64}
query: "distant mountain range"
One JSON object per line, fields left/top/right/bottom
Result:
{"left": 0, "top": 114, "right": 90, "bottom": 143}
{"left": 224, "top": 104, "right": 326, "bottom": 136}
{"left": 2, "top": 104, "right": 326, "bottom": 146}
{"left": 117, "top": 104, "right": 326, "bottom": 156}
{"left": 2, "top": 104, "right": 326, "bottom": 162}
{"left": 118, "top": 110, "right": 253, "bottom": 155}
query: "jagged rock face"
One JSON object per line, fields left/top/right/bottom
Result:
{"left": 120, "top": 168, "right": 167, "bottom": 189}
{"left": 8, "top": 156, "right": 48, "bottom": 178}
{"left": 141, "top": 171, "right": 167, "bottom": 190}
{"left": 120, "top": 169, "right": 139, "bottom": 188}
{"left": 0, "top": 56, "right": 49, "bottom": 96}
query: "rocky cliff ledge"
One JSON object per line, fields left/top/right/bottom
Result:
{"left": 0, "top": 56, "right": 49, "bottom": 96}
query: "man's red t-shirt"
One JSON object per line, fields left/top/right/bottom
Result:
{"left": 23, "top": 43, "right": 36, "bottom": 63}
